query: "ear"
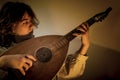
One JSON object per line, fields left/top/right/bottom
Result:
{"left": 12, "top": 23, "right": 17, "bottom": 33}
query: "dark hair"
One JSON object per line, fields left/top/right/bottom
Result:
{"left": 0, "top": 2, "right": 39, "bottom": 47}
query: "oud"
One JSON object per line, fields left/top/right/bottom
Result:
{"left": 3, "top": 7, "right": 112, "bottom": 80}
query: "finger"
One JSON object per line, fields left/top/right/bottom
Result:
{"left": 23, "top": 63, "right": 29, "bottom": 71}
{"left": 77, "top": 23, "right": 89, "bottom": 32}
{"left": 24, "top": 58, "right": 33, "bottom": 67}
{"left": 81, "top": 23, "right": 89, "bottom": 31}
{"left": 73, "top": 33, "right": 81, "bottom": 37}
{"left": 77, "top": 26, "right": 87, "bottom": 33}
{"left": 81, "top": 23, "right": 88, "bottom": 31}
{"left": 25, "top": 55, "right": 36, "bottom": 61}
{"left": 77, "top": 27, "right": 86, "bottom": 33}
{"left": 73, "top": 33, "right": 82, "bottom": 39}
{"left": 19, "top": 67, "right": 25, "bottom": 75}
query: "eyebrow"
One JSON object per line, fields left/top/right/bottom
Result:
{"left": 21, "top": 19, "right": 29, "bottom": 21}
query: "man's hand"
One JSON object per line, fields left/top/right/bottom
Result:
{"left": 0, "top": 54, "right": 36, "bottom": 75}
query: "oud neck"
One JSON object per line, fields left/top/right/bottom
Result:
{"left": 64, "top": 7, "right": 112, "bottom": 42}
{"left": 64, "top": 17, "right": 95, "bottom": 42}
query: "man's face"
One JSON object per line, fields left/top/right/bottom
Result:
{"left": 13, "top": 12, "right": 35, "bottom": 36}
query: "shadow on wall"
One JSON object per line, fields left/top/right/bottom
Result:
{"left": 75, "top": 44, "right": 120, "bottom": 80}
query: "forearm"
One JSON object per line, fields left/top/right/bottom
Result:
{"left": 0, "top": 57, "right": 8, "bottom": 80}
{"left": 77, "top": 44, "right": 90, "bottom": 56}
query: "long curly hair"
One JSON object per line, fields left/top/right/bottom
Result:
{"left": 0, "top": 2, "right": 39, "bottom": 48}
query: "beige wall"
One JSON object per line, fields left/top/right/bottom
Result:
{"left": 28, "top": 0, "right": 120, "bottom": 53}
{"left": 0, "top": 0, "right": 120, "bottom": 52}
{"left": 1, "top": 0, "right": 120, "bottom": 79}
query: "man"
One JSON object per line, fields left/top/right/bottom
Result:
{"left": 0, "top": 1, "right": 90, "bottom": 80}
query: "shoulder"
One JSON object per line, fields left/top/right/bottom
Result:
{"left": 0, "top": 47, "right": 8, "bottom": 56}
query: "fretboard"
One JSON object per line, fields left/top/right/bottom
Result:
{"left": 64, "top": 7, "right": 112, "bottom": 42}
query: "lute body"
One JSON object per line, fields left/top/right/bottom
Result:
{"left": 3, "top": 7, "right": 112, "bottom": 80}
{"left": 5, "top": 35, "right": 69, "bottom": 80}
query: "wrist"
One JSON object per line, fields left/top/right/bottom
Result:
{"left": 82, "top": 44, "right": 90, "bottom": 49}
{"left": 79, "top": 45, "right": 90, "bottom": 56}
